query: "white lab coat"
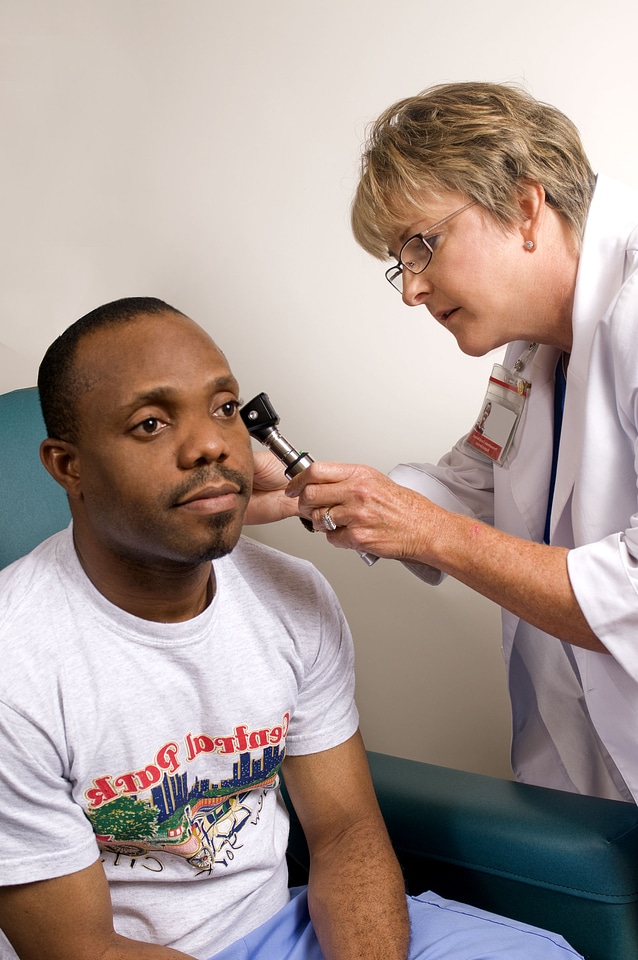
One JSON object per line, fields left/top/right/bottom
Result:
{"left": 390, "top": 175, "right": 638, "bottom": 801}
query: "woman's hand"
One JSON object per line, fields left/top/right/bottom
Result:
{"left": 286, "top": 461, "right": 608, "bottom": 652}
{"left": 243, "top": 450, "right": 301, "bottom": 525}
{"left": 286, "top": 461, "right": 435, "bottom": 560}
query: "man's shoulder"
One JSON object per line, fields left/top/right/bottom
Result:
{"left": 221, "top": 535, "right": 334, "bottom": 604}
{"left": 229, "top": 534, "right": 316, "bottom": 572}
{"left": 0, "top": 528, "right": 70, "bottom": 621}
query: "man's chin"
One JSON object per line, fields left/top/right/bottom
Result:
{"left": 110, "top": 510, "right": 246, "bottom": 569}
{"left": 187, "top": 512, "right": 244, "bottom": 563}
{"left": 193, "top": 540, "right": 237, "bottom": 563}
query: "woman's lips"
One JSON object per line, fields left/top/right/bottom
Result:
{"left": 436, "top": 308, "right": 460, "bottom": 327}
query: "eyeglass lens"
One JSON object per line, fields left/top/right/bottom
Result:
{"left": 385, "top": 237, "right": 433, "bottom": 293}
{"left": 401, "top": 237, "right": 433, "bottom": 275}
{"left": 385, "top": 264, "right": 403, "bottom": 292}
{"left": 385, "top": 200, "right": 477, "bottom": 293}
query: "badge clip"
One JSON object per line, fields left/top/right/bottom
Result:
{"left": 465, "top": 343, "right": 538, "bottom": 466}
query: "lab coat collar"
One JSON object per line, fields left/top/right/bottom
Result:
{"left": 570, "top": 174, "right": 638, "bottom": 385}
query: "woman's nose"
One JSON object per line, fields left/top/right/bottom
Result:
{"left": 401, "top": 269, "right": 433, "bottom": 307}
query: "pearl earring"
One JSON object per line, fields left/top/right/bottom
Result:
{"left": 524, "top": 240, "right": 535, "bottom": 250}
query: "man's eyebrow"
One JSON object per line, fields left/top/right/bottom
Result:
{"left": 119, "top": 376, "right": 240, "bottom": 414}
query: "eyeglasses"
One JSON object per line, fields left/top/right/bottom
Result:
{"left": 385, "top": 201, "right": 477, "bottom": 293}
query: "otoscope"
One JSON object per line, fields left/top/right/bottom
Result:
{"left": 240, "top": 393, "right": 378, "bottom": 567}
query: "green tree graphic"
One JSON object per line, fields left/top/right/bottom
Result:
{"left": 88, "top": 796, "right": 158, "bottom": 841}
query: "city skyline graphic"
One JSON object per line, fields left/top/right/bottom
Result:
{"left": 151, "top": 744, "right": 285, "bottom": 822}
{"left": 94, "top": 745, "right": 285, "bottom": 875}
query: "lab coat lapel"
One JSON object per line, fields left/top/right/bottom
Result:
{"left": 548, "top": 175, "right": 634, "bottom": 545}
{"left": 495, "top": 177, "right": 638, "bottom": 548}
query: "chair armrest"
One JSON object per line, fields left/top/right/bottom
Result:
{"left": 284, "top": 752, "right": 638, "bottom": 960}
{"left": 368, "top": 751, "right": 638, "bottom": 960}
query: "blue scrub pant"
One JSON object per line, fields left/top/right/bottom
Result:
{"left": 208, "top": 886, "right": 583, "bottom": 959}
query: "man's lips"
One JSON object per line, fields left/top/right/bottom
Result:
{"left": 173, "top": 484, "right": 242, "bottom": 515}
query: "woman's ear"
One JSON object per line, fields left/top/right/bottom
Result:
{"left": 517, "top": 180, "right": 546, "bottom": 249}
{"left": 40, "top": 439, "right": 83, "bottom": 500}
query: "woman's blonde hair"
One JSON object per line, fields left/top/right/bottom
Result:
{"left": 351, "top": 81, "right": 596, "bottom": 258}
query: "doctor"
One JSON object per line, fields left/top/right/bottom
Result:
{"left": 253, "top": 81, "right": 638, "bottom": 803}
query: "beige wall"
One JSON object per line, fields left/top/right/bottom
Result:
{"left": 2, "top": 0, "right": 638, "bottom": 778}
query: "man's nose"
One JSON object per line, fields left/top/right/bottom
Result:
{"left": 178, "top": 416, "right": 230, "bottom": 467}
{"left": 401, "top": 269, "right": 433, "bottom": 307}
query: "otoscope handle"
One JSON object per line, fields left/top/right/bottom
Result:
{"left": 240, "top": 393, "right": 378, "bottom": 566}
{"left": 254, "top": 425, "right": 315, "bottom": 480}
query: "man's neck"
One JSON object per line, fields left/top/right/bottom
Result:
{"left": 72, "top": 532, "right": 215, "bottom": 623}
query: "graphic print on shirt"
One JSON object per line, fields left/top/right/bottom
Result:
{"left": 84, "top": 714, "right": 289, "bottom": 876}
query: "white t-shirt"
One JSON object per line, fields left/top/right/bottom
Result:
{"left": 0, "top": 527, "right": 358, "bottom": 959}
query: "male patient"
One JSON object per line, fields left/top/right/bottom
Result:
{"left": 0, "top": 297, "right": 581, "bottom": 960}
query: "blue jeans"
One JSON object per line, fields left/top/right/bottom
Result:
{"left": 208, "top": 886, "right": 583, "bottom": 960}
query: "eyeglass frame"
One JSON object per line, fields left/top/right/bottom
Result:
{"left": 385, "top": 200, "right": 477, "bottom": 293}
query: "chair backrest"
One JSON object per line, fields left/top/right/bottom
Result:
{"left": 0, "top": 387, "right": 71, "bottom": 569}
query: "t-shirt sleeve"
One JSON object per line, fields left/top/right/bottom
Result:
{"left": 0, "top": 699, "right": 99, "bottom": 886}
{"left": 283, "top": 571, "right": 359, "bottom": 756}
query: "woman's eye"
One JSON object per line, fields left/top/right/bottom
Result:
{"left": 425, "top": 233, "right": 441, "bottom": 250}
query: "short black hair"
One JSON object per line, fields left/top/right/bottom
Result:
{"left": 38, "top": 297, "right": 185, "bottom": 443}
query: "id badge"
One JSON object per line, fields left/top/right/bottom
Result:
{"left": 465, "top": 362, "right": 531, "bottom": 466}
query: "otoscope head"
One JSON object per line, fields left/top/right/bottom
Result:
{"left": 240, "top": 392, "right": 280, "bottom": 441}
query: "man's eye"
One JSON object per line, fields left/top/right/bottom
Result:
{"left": 214, "top": 400, "right": 240, "bottom": 419}
{"left": 134, "top": 417, "right": 166, "bottom": 436}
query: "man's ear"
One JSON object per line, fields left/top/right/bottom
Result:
{"left": 517, "top": 180, "right": 546, "bottom": 248}
{"left": 40, "top": 439, "right": 83, "bottom": 500}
